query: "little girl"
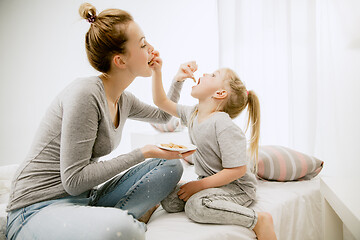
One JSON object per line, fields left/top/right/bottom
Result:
{"left": 150, "top": 54, "right": 277, "bottom": 240}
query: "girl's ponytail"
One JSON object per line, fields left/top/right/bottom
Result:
{"left": 221, "top": 68, "right": 261, "bottom": 173}
{"left": 245, "top": 90, "right": 261, "bottom": 173}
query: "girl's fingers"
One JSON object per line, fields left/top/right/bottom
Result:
{"left": 152, "top": 50, "right": 160, "bottom": 57}
{"left": 177, "top": 191, "right": 189, "bottom": 201}
{"left": 154, "top": 57, "right": 162, "bottom": 64}
{"left": 181, "top": 67, "right": 194, "bottom": 77}
{"left": 175, "top": 63, "right": 197, "bottom": 81}
{"left": 150, "top": 56, "right": 162, "bottom": 68}
{"left": 187, "top": 61, "right": 197, "bottom": 71}
{"left": 177, "top": 189, "right": 184, "bottom": 196}
{"left": 187, "top": 65, "right": 194, "bottom": 72}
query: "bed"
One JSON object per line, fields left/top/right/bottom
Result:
{"left": 145, "top": 160, "right": 323, "bottom": 240}
{"left": 0, "top": 158, "right": 323, "bottom": 240}
{"left": 131, "top": 130, "right": 324, "bottom": 240}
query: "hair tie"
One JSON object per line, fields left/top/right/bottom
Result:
{"left": 87, "top": 15, "right": 96, "bottom": 24}
{"left": 247, "top": 90, "right": 249, "bottom": 95}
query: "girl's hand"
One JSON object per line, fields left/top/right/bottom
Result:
{"left": 141, "top": 144, "right": 196, "bottom": 160}
{"left": 177, "top": 180, "right": 205, "bottom": 201}
{"left": 150, "top": 50, "right": 162, "bottom": 73}
{"left": 174, "top": 61, "right": 198, "bottom": 82}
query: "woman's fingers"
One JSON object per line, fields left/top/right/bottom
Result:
{"left": 181, "top": 150, "right": 196, "bottom": 158}
{"left": 154, "top": 146, "right": 196, "bottom": 160}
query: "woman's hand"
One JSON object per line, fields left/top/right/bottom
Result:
{"left": 174, "top": 61, "right": 198, "bottom": 82}
{"left": 177, "top": 180, "right": 205, "bottom": 201}
{"left": 149, "top": 50, "right": 162, "bottom": 73}
{"left": 141, "top": 144, "right": 196, "bottom": 160}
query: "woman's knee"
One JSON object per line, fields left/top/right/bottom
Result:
{"left": 15, "top": 206, "right": 146, "bottom": 240}
{"left": 94, "top": 210, "right": 146, "bottom": 240}
{"left": 158, "top": 159, "right": 183, "bottom": 183}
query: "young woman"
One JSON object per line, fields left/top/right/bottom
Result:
{"left": 151, "top": 56, "right": 277, "bottom": 240}
{"left": 5, "top": 3, "right": 194, "bottom": 240}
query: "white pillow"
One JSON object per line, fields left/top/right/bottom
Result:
{"left": 0, "top": 164, "right": 18, "bottom": 203}
{"left": 0, "top": 164, "right": 18, "bottom": 239}
{"left": 0, "top": 164, "right": 19, "bottom": 181}
{"left": 150, "top": 117, "right": 184, "bottom": 132}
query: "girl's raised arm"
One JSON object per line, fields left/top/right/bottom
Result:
{"left": 151, "top": 57, "right": 197, "bottom": 117}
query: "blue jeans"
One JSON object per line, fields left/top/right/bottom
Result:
{"left": 6, "top": 158, "right": 183, "bottom": 240}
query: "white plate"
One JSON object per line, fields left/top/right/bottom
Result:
{"left": 156, "top": 143, "right": 197, "bottom": 153}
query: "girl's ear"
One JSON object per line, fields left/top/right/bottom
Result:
{"left": 113, "top": 54, "right": 127, "bottom": 69}
{"left": 213, "top": 89, "right": 228, "bottom": 99}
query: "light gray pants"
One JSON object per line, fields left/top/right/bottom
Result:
{"left": 161, "top": 182, "right": 258, "bottom": 229}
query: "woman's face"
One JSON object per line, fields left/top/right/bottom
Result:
{"left": 124, "top": 21, "right": 155, "bottom": 77}
{"left": 191, "top": 69, "right": 226, "bottom": 100}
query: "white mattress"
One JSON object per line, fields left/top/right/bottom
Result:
{"left": 146, "top": 161, "right": 322, "bottom": 240}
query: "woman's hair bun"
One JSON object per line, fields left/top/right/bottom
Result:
{"left": 79, "top": 3, "right": 97, "bottom": 21}
{"left": 80, "top": 3, "right": 133, "bottom": 73}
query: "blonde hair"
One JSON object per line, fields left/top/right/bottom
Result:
{"left": 222, "top": 68, "right": 261, "bottom": 173}
{"left": 79, "top": 3, "right": 133, "bottom": 73}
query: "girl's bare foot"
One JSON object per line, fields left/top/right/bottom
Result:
{"left": 253, "top": 212, "right": 277, "bottom": 240}
{"left": 138, "top": 204, "right": 160, "bottom": 224}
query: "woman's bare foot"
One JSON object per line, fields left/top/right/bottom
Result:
{"left": 138, "top": 204, "right": 160, "bottom": 224}
{"left": 253, "top": 212, "right": 277, "bottom": 240}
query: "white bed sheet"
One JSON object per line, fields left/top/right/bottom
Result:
{"left": 146, "top": 161, "right": 322, "bottom": 240}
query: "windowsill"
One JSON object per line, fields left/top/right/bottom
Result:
{"left": 320, "top": 176, "right": 360, "bottom": 239}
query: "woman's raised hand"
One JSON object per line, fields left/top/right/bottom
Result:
{"left": 174, "top": 61, "right": 198, "bottom": 82}
{"left": 141, "top": 144, "right": 196, "bottom": 160}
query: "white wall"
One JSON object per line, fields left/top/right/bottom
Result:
{"left": 0, "top": 0, "right": 218, "bottom": 166}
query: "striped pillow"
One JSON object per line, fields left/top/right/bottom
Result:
{"left": 151, "top": 117, "right": 184, "bottom": 132}
{"left": 257, "top": 145, "right": 324, "bottom": 181}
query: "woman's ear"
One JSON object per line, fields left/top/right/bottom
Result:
{"left": 213, "top": 89, "right": 228, "bottom": 99}
{"left": 113, "top": 54, "right": 127, "bottom": 69}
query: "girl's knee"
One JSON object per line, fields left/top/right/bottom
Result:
{"left": 161, "top": 183, "right": 185, "bottom": 213}
{"left": 184, "top": 196, "right": 206, "bottom": 223}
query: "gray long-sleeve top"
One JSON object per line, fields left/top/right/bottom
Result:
{"left": 7, "top": 76, "right": 183, "bottom": 211}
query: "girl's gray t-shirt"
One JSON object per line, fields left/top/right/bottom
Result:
{"left": 177, "top": 104, "right": 257, "bottom": 198}
{"left": 7, "top": 76, "right": 183, "bottom": 212}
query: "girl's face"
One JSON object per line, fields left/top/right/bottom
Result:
{"left": 191, "top": 69, "right": 226, "bottom": 100}
{"left": 123, "top": 21, "right": 155, "bottom": 77}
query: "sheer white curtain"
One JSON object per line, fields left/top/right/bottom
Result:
{"left": 218, "top": 0, "right": 360, "bottom": 176}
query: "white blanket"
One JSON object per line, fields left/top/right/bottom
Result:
{"left": 146, "top": 162, "right": 322, "bottom": 240}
